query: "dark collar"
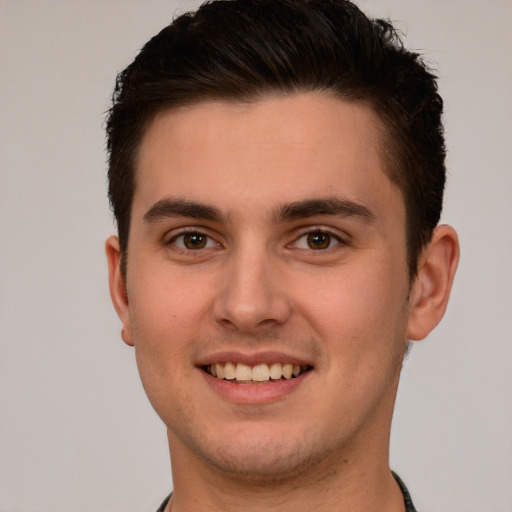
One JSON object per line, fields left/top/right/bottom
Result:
{"left": 156, "top": 473, "right": 418, "bottom": 512}
{"left": 393, "top": 472, "right": 418, "bottom": 512}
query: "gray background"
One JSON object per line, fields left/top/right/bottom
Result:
{"left": 1, "top": 1, "right": 511, "bottom": 511}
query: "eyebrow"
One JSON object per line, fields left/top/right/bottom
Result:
{"left": 274, "top": 197, "right": 375, "bottom": 224}
{"left": 142, "top": 196, "right": 375, "bottom": 225}
{"left": 143, "top": 198, "right": 224, "bottom": 224}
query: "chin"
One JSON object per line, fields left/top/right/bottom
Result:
{"left": 184, "top": 426, "right": 338, "bottom": 484}
{"left": 205, "top": 450, "right": 315, "bottom": 484}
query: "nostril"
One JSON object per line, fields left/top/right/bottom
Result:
{"left": 212, "top": 268, "right": 293, "bottom": 333}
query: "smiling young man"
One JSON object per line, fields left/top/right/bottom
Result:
{"left": 105, "top": 1, "right": 459, "bottom": 511}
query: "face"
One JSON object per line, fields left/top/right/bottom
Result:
{"left": 109, "top": 93, "right": 417, "bottom": 481}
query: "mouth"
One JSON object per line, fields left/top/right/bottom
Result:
{"left": 204, "top": 362, "right": 312, "bottom": 384}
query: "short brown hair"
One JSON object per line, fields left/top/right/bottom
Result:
{"left": 106, "top": 0, "right": 446, "bottom": 278}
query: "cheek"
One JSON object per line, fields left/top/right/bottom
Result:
{"left": 129, "top": 262, "right": 212, "bottom": 336}
{"left": 126, "top": 272, "right": 204, "bottom": 388}
{"left": 129, "top": 289, "right": 199, "bottom": 424}
{"left": 297, "top": 257, "right": 410, "bottom": 358}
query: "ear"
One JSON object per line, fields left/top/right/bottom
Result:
{"left": 105, "top": 235, "right": 134, "bottom": 346}
{"left": 406, "top": 225, "right": 460, "bottom": 341}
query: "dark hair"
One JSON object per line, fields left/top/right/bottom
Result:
{"left": 106, "top": 0, "right": 445, "bottom": 279}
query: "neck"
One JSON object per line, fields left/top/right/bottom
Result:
{"left": 166, "top": 366, "right": 404, "bottom": 512}
{"left": 166, "top": 427, "right": 404, "bottom": 512}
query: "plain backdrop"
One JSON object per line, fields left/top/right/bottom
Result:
{"left": 1, "top": 1, "right": 511, "bottom": 511}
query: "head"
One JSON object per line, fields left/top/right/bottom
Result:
{"left": 106, "top": 0, "right": 446, "bottom": 281}
{"left": 105, "top": 0, "right": 459, "bottom": 489}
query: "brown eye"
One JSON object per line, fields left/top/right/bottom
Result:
{"left": 306, "top": 232, "right": 331, "bottom": 250}
{"left": 293, "top": 230, "right": 342, "bottom": 251}
{"left": 171, "top": 232, "right": 218, "bottom": 250}
{"left": 182, "top": 233, "right": 207, "bottom": 249}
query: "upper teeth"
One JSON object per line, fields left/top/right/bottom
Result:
{"left": 207, "top": 362, "right": 307, "bottom": 381}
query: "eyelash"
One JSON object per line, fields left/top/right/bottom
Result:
{"left": 165, "top": 227, "right": 347, "bottom": 253}
{"left": 167, "top": 230, "right": 221, "bottom": 251}
{"left": 290, "top": 229, "right": 346, "bottom": 251}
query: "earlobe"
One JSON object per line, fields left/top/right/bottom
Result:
{"left": 105, "top": 235, "right": 134, "bottom": 346}
{"left": 406, "top": 225, "right": 460, "bottom": 341}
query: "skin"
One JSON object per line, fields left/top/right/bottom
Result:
{"left": 106, "top": 92, "right": 459, "bottom": 512}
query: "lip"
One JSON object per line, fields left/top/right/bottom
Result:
{"left": 200, "top": 366, "right": 311, "bottom": 404}
{"left": 196, "top": 350, "right": 313, "bottom": 367}
{"left": 196, "top": 350, "right": 314, "bottom": 405}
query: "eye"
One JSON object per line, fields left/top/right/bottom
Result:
{"left": 170, "top": 232, "right": 219, "bottom": 250}
{"left": 294, "top": 231, "right": 341, "bottom": 250}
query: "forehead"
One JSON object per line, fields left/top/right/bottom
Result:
{"left": 134, "top": 92, "right": 402, "bottom": 221}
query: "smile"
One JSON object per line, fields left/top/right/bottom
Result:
{"left": 205, "top": 362, "right": 311, "bottom": 383}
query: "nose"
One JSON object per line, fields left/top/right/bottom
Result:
{"left": 213, "top": 245, "right": 292, "bottom": 334}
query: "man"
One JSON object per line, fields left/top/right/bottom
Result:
{"left": 105, "top": 1, "right": 459, "bottom": 511}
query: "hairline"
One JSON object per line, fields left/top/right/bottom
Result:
{"left": 121, "top": 89, "right": 414, "bottom": 279}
